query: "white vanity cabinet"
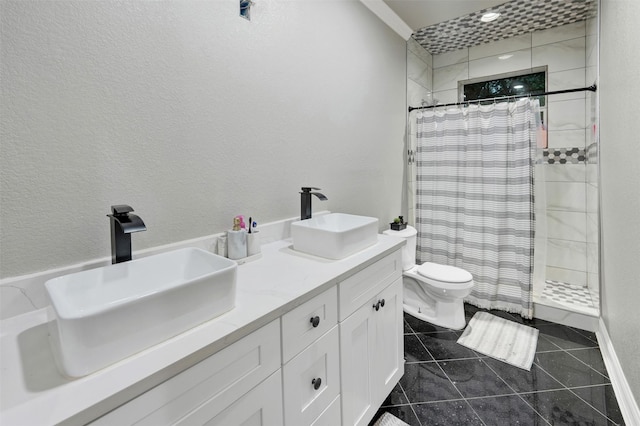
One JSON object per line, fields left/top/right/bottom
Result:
{"left": 88, "top": 248, "right": 404, "bottom": 426}
{"left": 339, "top": 251, "right": 404, "bottom": 426}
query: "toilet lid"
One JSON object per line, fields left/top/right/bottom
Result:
{"left": 417, "top": 262, "right": 473, "bottom": 283}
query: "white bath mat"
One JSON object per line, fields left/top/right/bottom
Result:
{"left": 372, "top": 412, "right": 411, "bottom": 426}
{"left": 457, "top": 312, "right": 539, "bottom": 371}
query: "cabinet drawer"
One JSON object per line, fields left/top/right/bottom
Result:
{"left": 92, "top": 319, "right": 281, "bottom": 425}
{"left": 177, "top": 370, "right": 283, "bottom": 426}
{"left": 283, "top": 325, "right": 340, "bottom": 426}
{"left": 281, "top": 286, "right": 337, "bottom": 363}
{"left": 338, "top": 250, "right": 402, "bottom": 321}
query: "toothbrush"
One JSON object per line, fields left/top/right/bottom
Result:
{"left": 248, "top": 217, "right": 252, "bottom": 233}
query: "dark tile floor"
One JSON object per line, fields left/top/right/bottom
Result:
{"left": 371, "top": 304, "right": 625, "bottom": 426}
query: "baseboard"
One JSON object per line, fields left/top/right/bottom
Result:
{"left": 596, "top": 317, "right": 640, "bottom": 425}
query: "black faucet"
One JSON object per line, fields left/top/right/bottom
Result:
{"left": 107, "top": 205, "right": 147, "bottom": 264}
{"left": 300, "top": 187, "right": 328, "bottom": 220}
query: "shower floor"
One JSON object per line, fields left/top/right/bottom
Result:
{"left": 540, "top": 279, "right": 599, "bottom": 316}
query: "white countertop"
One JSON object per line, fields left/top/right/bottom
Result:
{"left": 0, "top": 236, "right": 403, "bottom": 425}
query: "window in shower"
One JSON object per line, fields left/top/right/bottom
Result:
{"left": 459, "top": 67, "right": 547, "bottom": 106}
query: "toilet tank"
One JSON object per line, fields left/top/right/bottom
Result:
{"left": 383, "top": 225, "right": 417, "bottom": 271}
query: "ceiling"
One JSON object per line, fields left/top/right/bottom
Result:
{"left": 382, "top": 0, "right": 506, "bottom": 30}
{"left": 382, "top": 0, "right": 597, "bottom": 55}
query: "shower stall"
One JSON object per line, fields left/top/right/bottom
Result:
{"left": 405, "top": 12, "right": 600, "bottom": 322}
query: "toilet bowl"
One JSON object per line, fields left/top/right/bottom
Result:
{"left": 383, "top": 226, "right": 474, "bottom": 330}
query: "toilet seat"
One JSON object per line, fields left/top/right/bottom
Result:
{"left": 416, "top": 262, "right": 473, "bottom": 285}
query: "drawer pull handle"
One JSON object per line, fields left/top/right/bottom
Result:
{"left": 310, "top": 316, "right": 320, "bottom": 328}
{"left": 312, "top": 377, "right": 322, "bottom": 390}
{"left": 373, "top": 299, "right": 386, "bottom": 311}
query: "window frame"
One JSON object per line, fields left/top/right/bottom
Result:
{"left": 457, "top": 66, "right": 548, "bottom": 104}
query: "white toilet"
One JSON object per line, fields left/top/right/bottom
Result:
{"left": 383, "top": 225, "right": 474, "bottom": 330}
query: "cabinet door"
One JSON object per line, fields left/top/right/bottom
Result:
{"left": 372, "top": 278, "right": 404, "bottom": 405}
{"left": 340, "top": 278, "right": 404, "bottom": 426}
{"left": 339, "top": 296, "right": 377, "bottom": 426}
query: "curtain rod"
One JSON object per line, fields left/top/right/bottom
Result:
{"left": 408, "top": 84, "right": 597, "bottom": 112}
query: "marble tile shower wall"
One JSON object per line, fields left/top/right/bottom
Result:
{"left": 407, "top": 38, "right": 434, "bottom": 226}
{"left": 585, "top": 16, "right": 599, "bottom": 293}
{"left": 429, "top": 21, "right": 595, "bottom": 287}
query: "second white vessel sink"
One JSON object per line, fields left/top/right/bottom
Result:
{"left": 291, "top": 213, "right": 379, "bottom": 259}
{"left": 45, "top": 247, "right": 237, "bottom": 377}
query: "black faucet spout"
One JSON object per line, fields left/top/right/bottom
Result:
{"left": 300, "top": 187, "right": 328, "bottom": 220}
{"left": 108, "top": 205, "right": 146, "bottom": 264}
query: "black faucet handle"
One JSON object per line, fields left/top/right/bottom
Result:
{"left": 301, "top": 187, "right": 321, "bottom": 193}
{"left": 111, "top": 204, "right": 135, "bottom": 216}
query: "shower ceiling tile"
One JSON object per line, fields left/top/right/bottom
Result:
{"left": 411, "top": 0, "right": 596, "bottom": 55}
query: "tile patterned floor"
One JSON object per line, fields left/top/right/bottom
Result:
{"left": 371, "top": 304, "right": 625, "bottom": 426}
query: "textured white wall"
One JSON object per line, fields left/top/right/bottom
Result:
{"left": 0, "top": 0, "right": 407, "bottom": 278}
{"left": 600, "top": 0, "right": 640, "bottom": 406}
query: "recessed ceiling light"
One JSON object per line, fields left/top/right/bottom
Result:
{"left": 498, "top": 54, "right": 513, "bottom": 60}
{"left": 480, "top": 12, "right": 501, "bottom": 23}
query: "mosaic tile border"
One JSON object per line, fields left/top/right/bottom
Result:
{"left": 412, "top": 0, "right": 597, "bottom": 55}
{"left": 541, "top": 147, "right": 586, "bottom": 164}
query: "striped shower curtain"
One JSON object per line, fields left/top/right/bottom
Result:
{"left": 415, "top": 98, "right": 539, "bottom": 318}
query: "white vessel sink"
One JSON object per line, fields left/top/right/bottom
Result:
{"left": 291, "top": 213, "right": 379, "bottom": 259}
{"left": 45, "top": 247, "right": 237, "bottom": 377}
